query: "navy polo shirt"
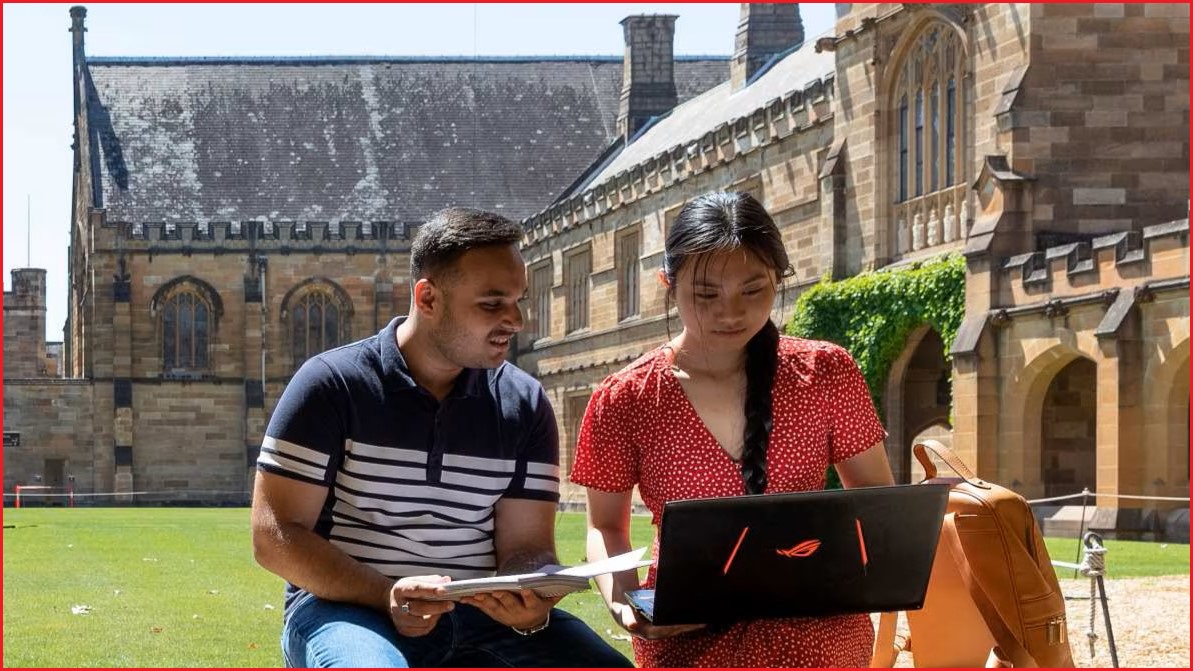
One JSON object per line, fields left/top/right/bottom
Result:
{"left": 258, "top": 316, "right": 560, "bottom": 585}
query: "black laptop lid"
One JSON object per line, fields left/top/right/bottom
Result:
{"left": 649, "top": 484, "right": 949, "bottom": 625}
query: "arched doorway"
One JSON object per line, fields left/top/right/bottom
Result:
{"left": 885, "top": 326, "right": 952, "bottom": 483}
{"left": 1040, "top": 358, "right": 1097, "bottom": 498}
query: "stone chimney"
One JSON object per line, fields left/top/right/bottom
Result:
{"left": 731, "top": 3, "right": 805, "bottom": 91}
{"left": 616, "top": 15, "right": 679, "bottom": 140}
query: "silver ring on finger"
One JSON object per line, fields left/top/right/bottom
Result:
{"left": 399, "top": 600, "right": 412, "bottom": 615}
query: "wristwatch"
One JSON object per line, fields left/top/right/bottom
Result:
{"left": 511, "top": 610, "right": 551, "bottom": 636}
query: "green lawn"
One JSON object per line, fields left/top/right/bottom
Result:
{"left": 3, "top": 508, "right": 1186, "bottom": 667}
{"left": 4, "top": 509, "right": 282, "bottom": 668}
{"left": 1043, "top": 534, "right": 1192, "bottom": 579}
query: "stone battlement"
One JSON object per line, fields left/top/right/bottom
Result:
{"left": 1001, "top": 218, "right": 1189, "bottom": 304}
{"left": 3, "top": 268, "right": 47, "bottom": 310}
{"left": 97, "top": 219, "right": 419, "bottom": 250}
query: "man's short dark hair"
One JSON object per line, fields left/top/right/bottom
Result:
{"left": 410, "top": 208, "right": 524, "bottom": 281}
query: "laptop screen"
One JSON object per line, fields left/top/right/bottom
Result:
{"left": 646, "top": 484, "right": 949, "bottom": 625}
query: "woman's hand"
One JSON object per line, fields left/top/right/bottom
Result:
{"left": 610, "top": 601, "right": 705, "bottom": 640}
{"left": 460, "top": 589, "right": 561, "bottom": 631}
{"left": 388, "top": 575, "right": 454, "bottom": 637}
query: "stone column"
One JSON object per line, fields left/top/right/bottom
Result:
{"left": 243, "top": 257, "right": 267, "bottom": 497}
{"left": 112, "top": 255, "right": 134, "bottom": 501}
{"left": 1096, "top": 319, "right": 1144, "bottom": 512}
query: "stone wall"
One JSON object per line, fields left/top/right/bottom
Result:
{"left": 130, "top": 382, "right": 247, "bottom": 500}
{"left": 51, "top": 213, "right": 411, "bottom": 499}
{"left": 1020, "top": 3, "right": 1189, "bottom": 237}
{"left": 2, "top": 381, "right": 95, "bottom": 494}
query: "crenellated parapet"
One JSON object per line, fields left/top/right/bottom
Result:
{"left": 97, "top": 217, "right": 421, "bottom": 253}
{"left": 521, "top": 72, "right": 835, "bottom": 243}
{"left": 3, "top": 268, "right": 47, "bottom": 310}
{"left": 1000, "top": 218, "right": 1189, "bottom": 307}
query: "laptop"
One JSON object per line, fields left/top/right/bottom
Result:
{"left": 625, "top": 484, "right": 949, "bottom": 625}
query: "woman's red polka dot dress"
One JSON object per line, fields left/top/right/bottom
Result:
{"left": 571, "top": 337, "right": 889, "bottom": 668}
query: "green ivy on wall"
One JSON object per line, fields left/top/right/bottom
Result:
{"left": 787, "top": 253, "right": 966, "bottom": 412}
{"left": 785, "top": 254, "right": 966, "bottom": 487}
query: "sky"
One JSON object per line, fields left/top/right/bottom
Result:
{"left": 2, "top": 3, "right": 837, "bottom": 341}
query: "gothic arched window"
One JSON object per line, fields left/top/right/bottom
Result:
{"left": 281, "top": 279, "right": 353, "bottom": 371}
{"left": 891, "top": 21, "right": 968, "bottom": 257}
{"left": 152, "top": 277, "right": 222, "bottom": 375}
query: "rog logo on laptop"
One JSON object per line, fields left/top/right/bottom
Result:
{"left": 775, "top": 539, "right": 822, "bottom": 558}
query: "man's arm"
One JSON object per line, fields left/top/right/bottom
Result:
{"left": 457, "top": 497, "right": 561, "bottom": 630}
{"left": 493, "top": 497, "right": 558, "bottom": 572}
{"left": 251, "top": 471, "right": 454, "bottom": 636}
{"left": 250, "top": 470, "right": 393, "bottom": 610}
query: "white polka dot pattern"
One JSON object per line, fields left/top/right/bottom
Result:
{"left": 571, "top": 336, "right": 888, "bottom": 667}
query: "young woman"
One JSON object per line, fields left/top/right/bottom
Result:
{"left": 570, "top": 191, "right": 895, "bottom": 667}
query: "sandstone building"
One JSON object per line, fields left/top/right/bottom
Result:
{"left": 2, "top": 6, "right": 727, "bottom": 502}
{"left": 517, "top": 3, "right": 1189, "bottom": 532}
{"left": 4, "top": 5, "right": 1188, "bottom": 536}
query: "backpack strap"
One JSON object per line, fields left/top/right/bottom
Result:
{"left": 942, "top": 514, "right": 1039, "bottom": 668}
{"left": 914, "top": 440, "right": 992, "bottom": 489}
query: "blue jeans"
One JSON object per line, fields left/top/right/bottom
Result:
{"left": 282, "top": 591, "right": 633, "bottom": 668}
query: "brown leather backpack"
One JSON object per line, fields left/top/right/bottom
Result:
{"left": 871, "top": 440, "right": 1075, "bottom": 668}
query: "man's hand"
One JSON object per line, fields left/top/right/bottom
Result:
{"left": 388, "top": 576, "right": 454, "bottom": 638}
{"left": 460, "top": 589, "right": 560, "bottom": 630}
{"left": 609, "top": 601, "right": 705, "bottom": 641}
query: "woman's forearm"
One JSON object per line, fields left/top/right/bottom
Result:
{"left": 586, "top": 525, "right": 640, "bottom": 611}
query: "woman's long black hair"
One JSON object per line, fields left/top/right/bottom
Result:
{"left": 663, "top": 191, "right": 792, "bottom": 495}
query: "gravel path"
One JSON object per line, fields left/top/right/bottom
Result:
{"left": 871, "top": 576, "right": 1190, "bottom": 668}
{"left": 1059, "top": 576, "right": 1190, "bottom": 669}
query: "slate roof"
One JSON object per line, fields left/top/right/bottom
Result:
{"left": 82, "top": 56, "right": 728, "bottom": 224}
{"left": 570, "top": 41, "right": 833, "bottom": 197}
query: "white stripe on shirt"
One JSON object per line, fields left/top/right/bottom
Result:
{"left": 262, "top": 435, "right": 331, "bottom": 467}
{"left": 258, "top": 450, "right": 327, "bottom": 482}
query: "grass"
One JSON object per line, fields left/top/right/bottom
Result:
{"left": 1043, "top": 535, "right": 1192, "bottom": 579}
{"left": 3, "top": 508, "right": 1187, "bottom": 667}
{"left": 548, "top": 510, "right": 656, "bottom": 660}
{"left": 4, "top": 508, "right": 281, "bottom": 668}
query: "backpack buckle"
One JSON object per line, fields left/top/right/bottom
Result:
{"left": 1047, "top": 616, "right": 1067, "bottom": 645}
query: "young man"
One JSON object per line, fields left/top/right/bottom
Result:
{"left": 251, "top": 208, "right": 632, "bottom": 668}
